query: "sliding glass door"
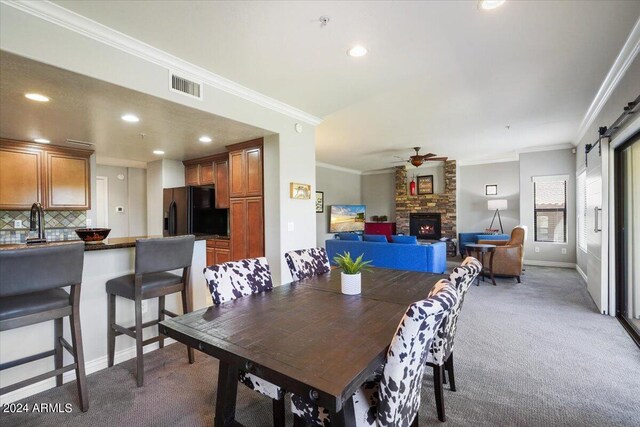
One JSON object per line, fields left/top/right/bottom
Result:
{"left": 615, "top": 131, "right": 640, "bottom": 345}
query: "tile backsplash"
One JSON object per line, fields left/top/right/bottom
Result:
{"left": 0, "top": 210, "right": 86, "bottom": 244}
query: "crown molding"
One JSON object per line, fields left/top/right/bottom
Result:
{"left": 517, "top": 143, "right": 574, "bottom": 154}
{"left": 576, "top": 16, "right": 640, "bottom": 144}
{"left": 457, "top": 155, "right": 519, "bottom": 166}
{"left": 1, "top": 0, "right": 323, "bottom": 126}
{"left": 96, "top": 156, "right": 148, "bottom": 169}
{"left": 315, "top": 162, "right": 362, "bottom": 175}
{"left": 361, "top": 168, "right": 395, "bottom": 176}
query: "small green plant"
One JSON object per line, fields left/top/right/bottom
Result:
{"left": 333, "top": 251, "right": 372, "bottom": 275}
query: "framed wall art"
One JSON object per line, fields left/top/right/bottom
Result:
{"left": 417, "top": 175, "right": 434, "bottom": 195}
{"left": 290, "top": 182, "right": 311, "bottom": 199}
{"left": 485, "top": 184, "right": 498, "bottom": 195}
{"left": 315, "top": 191, "right": 324, "bottom": 213}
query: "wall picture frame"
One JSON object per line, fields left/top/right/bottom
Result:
{"left": 315, "top": 191, "right": 324, "bottom": 213}
{"left": 417, "top": 175, "right": 434, "bottom": 195}
{"left": 485, "top": 184, "right": 498, "bottom": 195}
{"left": 290, "top": 182, "right": 311, "bottom": 199}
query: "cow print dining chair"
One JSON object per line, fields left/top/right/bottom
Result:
{"left": 203, "top": 257, "right": 285, "bottom": 426}
{"left": 291, "top": 279, "right": 459, "bottom": 427}
{"left": 427, "top": 257, "right": 482, "bottom": 422}
{"left": 285, "top": 247, "right": 331, "bottom": 281}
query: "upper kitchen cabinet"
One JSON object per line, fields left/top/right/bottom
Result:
{"left": 183, "top": 153, "right": 228, "bottom": 207}
{"left": 0, "top": 142, "right": 43, "bottom": 209}
{"left": 228, "top": 138, "right": 263, "bottom": 198}
{"left": 0, "top": 139, "right": 92, "bottom": 210}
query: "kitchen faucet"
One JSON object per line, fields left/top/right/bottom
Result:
{"left": 27, "top": 202, "right": 47, "bottom": 245}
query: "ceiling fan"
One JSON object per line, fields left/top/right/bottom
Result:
{"left": 393, "top": 147, "right": 448, "bottom": 167}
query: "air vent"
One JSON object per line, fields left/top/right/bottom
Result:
{"left": 169, "top": 71, "right": 203, "bottom": 100}
{"left": 66, "top": 139, "right": 94, "bottom": 147}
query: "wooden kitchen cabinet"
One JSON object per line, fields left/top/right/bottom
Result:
{"left": 206, "top": 239, "right": 232, "bottom": 266}
{"left": 228, "top": 139, "right": 263, "bottom": 198}
{"left": 185, "top": 164, "right": 200, "bottom": 186}
{"left": 0, "top": 139, "right": 91, "bottom": 210}
{"left": 0, "top": 144, "right": 43, "bottom": 209}
{"left": 214, "top": 159, "right": 229, "bottom": 208}
{"left": 200, "top": 162, "right": 214, "bottom": 185}
{"left": 230, "top": 196, "right": 264, "bottom": 260}
{"left": 46, "top": 151, "right": 91, "bottom": 210}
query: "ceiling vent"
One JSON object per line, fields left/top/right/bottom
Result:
{"left": 66, "top": 139, "right": 94, "bottom": 147}
{"left": 169, "top": 71, "right": 203, "bottom": 100}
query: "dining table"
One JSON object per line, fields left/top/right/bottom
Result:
{"left": 159, "top": 267, "right": 445, "bottom": 426}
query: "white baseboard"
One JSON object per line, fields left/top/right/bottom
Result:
{"left": 575, "top": 264, "right": 588, "bottom": 283}
{"left": 0, "top": 338, "right": 176, "bottom": 405}
{"left": 523, "top": 259, "right": 577, "bottom": 268}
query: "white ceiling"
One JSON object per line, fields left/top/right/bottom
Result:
{"left": 0, "top": 51, "right": 271, "bottom": 165}
{"left": 22, "top": 1, "right": 640, "bottom": 170}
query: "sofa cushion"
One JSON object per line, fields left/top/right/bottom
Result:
{"left": 391, "top": 235, "right": 418, "bottom": 245}
{"left": 363, "top": 234, "right": 388, "bottom": 243}
{"left": 338, "top": 233, "right": 361, "bottom": 241}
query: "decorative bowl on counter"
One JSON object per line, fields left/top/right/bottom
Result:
{"left": 75, "top": 228, "right": 111, "bottom": 244}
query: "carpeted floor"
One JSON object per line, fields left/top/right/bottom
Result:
{"left": 2, "top": 265, "right": 639, "bottom": 427}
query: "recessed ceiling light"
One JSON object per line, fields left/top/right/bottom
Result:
{"left": 478, "top": 0, "right": 506, "bottom": 10}
{"left": 25, "top": 93, "right": 50, "bottom": 102}
{"left": 121, "top": 114, "right": 140, "bottom": 122}
{"left": 34, "top": 138, "right": 50, "bottom": 144}
{"left": 199, "top": 136, "right": 212, "bottom": 143}
{"left": 348, "top": 45, "right": 368, "bottom": 57}
{"left": 153, "top": 150, "right": 165, "bottom": 155}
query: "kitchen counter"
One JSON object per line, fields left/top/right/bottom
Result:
{"left": 0, "top": 234, "right": 229, "bottom": 251}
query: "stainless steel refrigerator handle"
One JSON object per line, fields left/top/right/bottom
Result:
{"left": 169, "top": 200, "right": 177, "bottom": 235}
{"left": 594, "top": 207, "right": 602, "bottom": 232}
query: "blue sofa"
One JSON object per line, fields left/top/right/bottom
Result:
{"left": 458, "top": 232, "right": 510, "bottom": 257}
{"left": 326, "top": 238, "right": 447, "bottom": 273}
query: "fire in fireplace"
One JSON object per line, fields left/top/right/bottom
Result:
{"left": 409, "top": 213, "right": 441, "bottom": 240}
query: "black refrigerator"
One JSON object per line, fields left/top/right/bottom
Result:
{"left": 163, "top": 186, "right": 228, "bottom": 236}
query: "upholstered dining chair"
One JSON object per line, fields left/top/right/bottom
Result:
{"left": 290, "top": 279, "right": 459, "bottom": 427}
{"left": 427, "top": 257, "right": 482, "bottom": 422}
{"left": 285, "top": 247, "right": 331, "bottom": 281}
{"left": 203, "top": 257, "right": 285, "bottom": 426}
{"left": 477, "top": 225, "right": 527, "bottom": 282}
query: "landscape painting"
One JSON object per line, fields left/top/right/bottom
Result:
{"left": 329, "top": 205, "right": 366, "bottom": 233}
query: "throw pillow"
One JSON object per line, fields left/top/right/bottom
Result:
{"left": 337, "top": 233, "right": 361, "bottom": 241}
{"left": 363, "top": 234, "right": 388, "bottom": 243}
{"left": 391, "top": 235, "right": 418, "bottom": 244}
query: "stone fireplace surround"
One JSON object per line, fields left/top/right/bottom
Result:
{"left": 395, "top": 160, "right": 456, "bottom": 239}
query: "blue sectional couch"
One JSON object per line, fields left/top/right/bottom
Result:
{"left": 458, "top": 232, "right": 510, "bottom": 256}
{"left": 326, "top": 237, "right": 447, "bottom": 273}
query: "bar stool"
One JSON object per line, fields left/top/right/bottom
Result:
{"left": 0, "top": 243, "right": 88, "bottom": 411}
{"left": 106, "top": 235, "right": 195, "bottom": 387}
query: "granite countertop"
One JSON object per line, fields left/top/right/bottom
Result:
{"left": 0, "top": 234, "right": 228, "bottom": 251}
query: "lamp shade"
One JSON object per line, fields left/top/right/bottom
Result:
{"left": 487, "top": 199, "right": 508, "bottom": 211}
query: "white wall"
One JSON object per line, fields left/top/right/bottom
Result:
{"left": 520, "top": 149, "right": 577, "bottom": 264}
{"left": 315, "top": 165, "right": 362, "bottom": 246}
{"left": 96, "top": 164, "right": 147, "bottom": 238}
{"left": 362, "top": 171, "right": 396, "bottom": 222}
{"left": 146, "top": 160, "right": 164, "bottom": 235}
{"left": 458, "top": 161, "right": 520, "bottom": 233}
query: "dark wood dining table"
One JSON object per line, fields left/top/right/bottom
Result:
{"left": 159, "top": 267, "right": 444, "bottom": 426}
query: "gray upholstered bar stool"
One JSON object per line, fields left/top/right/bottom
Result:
{"left": 106, "top": 235, "right": 195, "bottom": 387}
{"left": 0, "top": 242, "right": 88, "bottom": 411}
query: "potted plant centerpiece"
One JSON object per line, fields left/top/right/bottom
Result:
{"left": 333, "top": 251, "right": 372, "bottom": 295}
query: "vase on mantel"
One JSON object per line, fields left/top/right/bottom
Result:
{"left": 409, "top": 177, "right": 416, "bottom": 196}
{"left": 341, "top": 272, "right": 361, "bottom": 295}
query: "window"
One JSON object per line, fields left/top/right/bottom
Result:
{"left": 576, "top": 171, "right": 587, "bottom": 251}
{"left": 533, "top": 178, "right": 567, "bottom": 243}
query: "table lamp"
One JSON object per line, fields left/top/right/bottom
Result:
{"left": 487, "top": 199, "right": 508, "bottom": 234}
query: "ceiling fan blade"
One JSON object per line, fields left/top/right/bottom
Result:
{"left": 426, "top": 157, "right": 448, "bottom": 161}
{"left": 422, "top": 153, "right": 436, "bottom": 158}
{"left": 391, "top": 160, "right": 407, "bottom": 163}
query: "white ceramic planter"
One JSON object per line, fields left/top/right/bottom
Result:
{"left": 341, "top": 272, "right": 362, "bottom": 295}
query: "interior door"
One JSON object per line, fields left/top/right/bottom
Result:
{"left": 586, "top": 138, "right": 609, "bottom": 313}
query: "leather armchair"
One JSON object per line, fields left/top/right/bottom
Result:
{"left": 477, "top": 226, "right": 527, "bottom": 282}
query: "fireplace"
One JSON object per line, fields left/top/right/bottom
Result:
{"left": 409, "top": 213, "right": 441, "bottom": 240}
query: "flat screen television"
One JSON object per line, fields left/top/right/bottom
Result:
{"left": 329, "top": 205, "right": 366, "bottom": 233}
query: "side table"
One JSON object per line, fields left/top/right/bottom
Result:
{"left": 465, "top": 243, "right": 496, "bottom": 286}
